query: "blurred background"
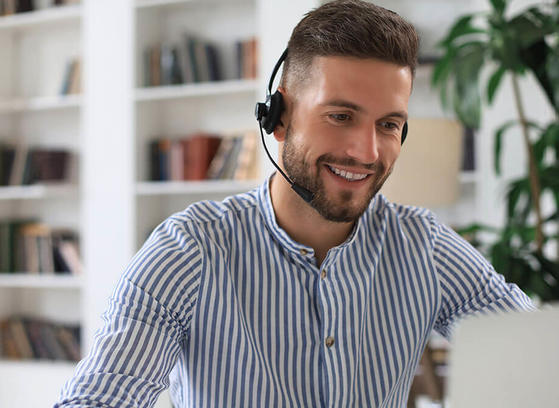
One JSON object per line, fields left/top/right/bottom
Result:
{"left": 0, "top": 0, "right": 557, "bottom": 407}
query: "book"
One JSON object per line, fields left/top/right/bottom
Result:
{"left": 68, "top": 58, "right": 81, "bottom": 94}
{"left": 38, "top": 322, "right": 69, "bottom": 360}
{"left": 182, "top": 133, "right": 221, "bottom": 180}
{"left": 219, "top": 136, "right": 244, "bottom": 179}
{"left": 15, "top": 0, "right": 34, "bottom": 13}
{"left": 25, "top": 319, "right": 51, "bottom": 360}
{"left": 0, "top": 320, "right": 19, "bottom": 359}
{"left": 170, "top": 47, "right": 184, "bottom": 85}
{"left": 160, "top": 44, "right": 174, "bottom": 86}
{"left": 150, "top": 44, "right": 162, "bottom": 87}
{"left": 233, "top": 130, "right": 258, "bottom": 180}
{"left": 207, "top": 137, "right": 234, "bottom": 180}
{"left": 0, "top": 317, "right": 81, "bottom": 361}
{"left": 205, "top": 43, "right": 222, "bottom": 82}
{"left": 56, "top": 325, "right": 80, "bottom": 361}
{"left": 9, "top": 143, "right": 28, "bottom": 186}
{"left": 1, "top": 0, "right": 16, "bottom": 16}
{"left": 0, "top": 144, "right": 16, "bottom": 186}
{"left": 57, "top": 240, "right": 83, "bottom": 275}
{"left": 158, "top": 138, "right": 171, "bottom": 181}
{"left": 9, "top": 318, "right": 34, "bottom": 359}
{"left": 179, "top": 36, "right": 195, "bottom": 84}
{"left": 60, "top": 59, "right": 76, "bottom": 96}
{"left": 143, "top": 48, "right": 152, "bottom": 87}
{"left": 169, "top": 140, "right": 185, "bottom": 181}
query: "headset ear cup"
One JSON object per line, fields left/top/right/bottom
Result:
{"left": 401, "top": 122, "right": 408, "bottom": 144}
{"left": 262, "top": 91, "right": 285, "bottom": 134}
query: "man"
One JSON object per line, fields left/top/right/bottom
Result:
{"left": 56, "top": 1, "right": 534, "bottom": 407}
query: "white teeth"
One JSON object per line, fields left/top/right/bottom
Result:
{"left": 328, "top": 165, "right": 368, "bottom": 181}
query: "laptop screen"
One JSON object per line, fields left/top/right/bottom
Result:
{"left": 447, "top": 305, "right": 559, "bottom": 408}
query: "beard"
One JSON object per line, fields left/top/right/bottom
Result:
{"left": 281, "top": 124, "right": 392, "bottom": 223}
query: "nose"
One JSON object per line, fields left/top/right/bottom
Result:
{"left": 344, "top": 125, "right": 379, "bottom": 164}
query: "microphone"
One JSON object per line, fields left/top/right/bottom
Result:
{"left": 256, "top": 120, "right": 314, "bottom": 203}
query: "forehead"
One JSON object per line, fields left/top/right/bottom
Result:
{"left": 301, "top": 56, "right": 413, "bottom": 113}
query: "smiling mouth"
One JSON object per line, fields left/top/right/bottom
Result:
{"left": 326, "top": 164, "right": 370, "bottom": 181}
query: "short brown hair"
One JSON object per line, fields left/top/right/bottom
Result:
{"left": 280, "top": 0, "right": 419, "bottom": 92}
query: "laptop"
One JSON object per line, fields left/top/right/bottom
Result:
{"left": 447, "top": 305, "right": 559, "bottom": 408}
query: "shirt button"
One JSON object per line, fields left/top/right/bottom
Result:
{"left": 321, "top": 269, "right": 327, "bottom": 280}
{"left": 300, "top": 248, "right": 308, "bottom": 256}
{"left": 325, "top": 336, "right": 335, "bottom": 348}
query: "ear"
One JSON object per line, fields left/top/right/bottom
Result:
{"left": 272, "top": 86, "right": 290, "bottom": 142}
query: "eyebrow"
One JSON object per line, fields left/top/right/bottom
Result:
{"left": 321, "top": 99, "right": 408, "bottom": 121}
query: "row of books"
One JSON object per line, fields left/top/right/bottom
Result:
{"left": 0, "top": 0, "right": 33, "bottom": 15}
{"left": 0, "top": 0, "right": 78, "bottom": 16}
{"left": 0, "top": 144, "right": 71, "bottom": 186}
{"left": 0, "top": 220, "right": 82, "bottom": 274}
{"left": 143, "top": 36, "right": 258, "bottom": 87}
{"left": 149, "top": 130, "right": 258, "bottom": 182}
{"left": 60, "top": 57, "right": 81, "bottom": 96}
{"left": 0, "top": 317, "right": 80, "bottom": 362}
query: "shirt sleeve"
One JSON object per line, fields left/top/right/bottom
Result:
{"left": 430, "top": 217, "right": 535, "bottom": 339}
{"left": 55, "top": 218, "right": 204, "bottom": 408}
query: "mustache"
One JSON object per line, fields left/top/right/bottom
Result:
{"left": 316, "top": 154, "right": 381, "bottom": 171}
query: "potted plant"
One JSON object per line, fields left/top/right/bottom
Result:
{"left": 431, "top": 0, "right": 559, "bottom": 301}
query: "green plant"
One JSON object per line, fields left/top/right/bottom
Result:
{"left": 432, "top": 0, "right": 559, "bottom": 301}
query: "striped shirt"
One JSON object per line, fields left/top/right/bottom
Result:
{"left": 56, "top": 175, "right": 533, "bottom": 407}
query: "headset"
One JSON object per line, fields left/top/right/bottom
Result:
{"left": 254, "top": 48, "right": 408, "bottom": 203}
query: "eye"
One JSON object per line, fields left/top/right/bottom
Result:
{"left": 328, "top": 113, "right": 352, "bottom": 123}
{"left": 379, "top": 121, "right": 399, "bottom": 130}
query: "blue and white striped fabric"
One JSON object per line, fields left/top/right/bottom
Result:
{"left": 56, "top": 174, "right": 534, "bottom": 408}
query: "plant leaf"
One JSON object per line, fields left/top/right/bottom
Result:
{"left": 487, "top": 66, "right": 506, "bottom": 104}
{"left": 489, "top": 0, "right": 507, "bottom": 15}
{"left": 493, "top": 120, "right": 518, "bottom": 175}
{"left": 440, "top": 15, "right": 478, "bottom": 47}
{"left": 546, "top": 47, "right": 559, "bottom": 113}
{"left": 431, "top": 47, "right": 456, "bottom": 87}
{"left": 508, "top": 9, "right": 556, "bottom": 48}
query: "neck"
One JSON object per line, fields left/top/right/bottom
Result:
{"left": 269, "top": 173, "right": 354, "bottom": 264}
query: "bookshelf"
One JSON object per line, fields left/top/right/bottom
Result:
{"left": 0, "top": 1, "right": 84, "bottom": 407}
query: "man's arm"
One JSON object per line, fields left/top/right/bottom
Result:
{"left": 430, "top": 219, "right": 535, "bottom": 339}
{"left": 55, "top": 218, "right": 203, "bottom": 408}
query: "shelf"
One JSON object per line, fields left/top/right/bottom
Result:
{"left": 0, "top": 94, "right": 81, "bottom": 114}
{"left": 0, "top": 359, "right": 77, "bottom": 369}
{"left": 0, "top": 274, "right": 83, "bottom": 290}
{"left": 136, "top": 0, "right": 194, "bottom": 8}
{"left": 0, "top": 184, "right": 78, "bottom": 201}
{"left": 0, "top": 5, "right": 82, "bottom": 31}
{"left": 135, "top": 79, "right": 258, "bottom": 102}
{"left": 136, "top": 179, "right": 260, "bottom": 196}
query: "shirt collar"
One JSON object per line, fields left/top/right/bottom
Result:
{"left": 257, "top": 172, "right": 376, "bottom": 256}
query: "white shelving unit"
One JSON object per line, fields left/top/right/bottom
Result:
{"left": 0, "top": 2, "right": 84, "bottom": 407}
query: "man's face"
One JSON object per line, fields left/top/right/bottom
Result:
{"left": 279, "top": 56, "right": 412, "bottom": 222}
